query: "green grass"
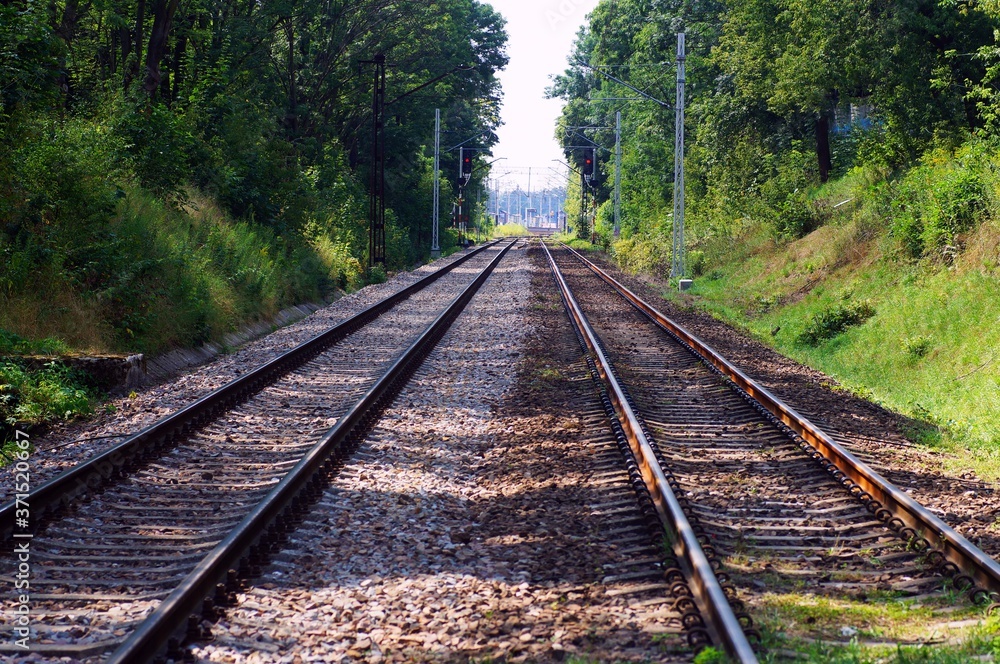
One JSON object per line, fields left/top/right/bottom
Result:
{"left": 661, "top": 202, "right": 1000, "bottom": 482}
{"left": 750, "top": 592, "right": 1000, "bottom": 662}
{"left": 0, "top": 187, "right": 332, "bottom": 355}
{"left": 0, "top": 360, "right": 95, "bottom": 455}
{"left": 551, "top": 232, "right": 599, "bottom": 252}
{"left": 493, "top": 223, "right": 531, "bottom": 237}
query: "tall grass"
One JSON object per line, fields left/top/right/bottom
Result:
{"left": 0, "top": 188, "right": 333, "bottom": 355}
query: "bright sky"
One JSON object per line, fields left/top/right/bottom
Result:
{"left": 488, "top": 0, "right": 601, "bottom": 191}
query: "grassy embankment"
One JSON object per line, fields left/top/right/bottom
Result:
{"left": 615, "top": 142, "right": 1000, "bottom": 484}
{"left": 1, "top": 187, "right": 366, "bottom": 454}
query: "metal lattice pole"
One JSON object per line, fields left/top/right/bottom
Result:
{"left": 366, "top": 54, "right": 387, "bottom": 267}
{"left": 614, "top": 110, "right": 622, "bottom": 239}
{"left": 431, "top": 108, "right": 441, "bottom": 258}
{"left": 671, "top": 34, "right": 686, "bottom": 278}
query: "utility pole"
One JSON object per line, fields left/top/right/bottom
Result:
{"left": 360, "top": 61, "right": 471, "bottom": 266}
{"left": 614, "top": 110, "right": 622, "bottom": 238}
{"left": 360, "top": 54, "right": 387, "bottom": 267}
{"left": 476, "top": 186, "right": 481, "bottom": 242}
{"left": 527, "top": 167, "right": 532, "bottom": 223}
{"left": 671, "top": 33, "right": 686, "bottom": 279}
{"left": 458, "top": 147, "right": 465, "bottom": 248}
{"left": 431, "top": 108, "right": 441, "bottom": 259}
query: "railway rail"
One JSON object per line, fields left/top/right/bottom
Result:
{"left": 1, "top": 240, "right": 515, "bottom": 661}
{"left": 178, "top": 242, "right": 699, "bottom": 662}
{"left": 543, "top": 241, "right": 1000, "bottom": 661}
{"left": 7, "top": 236, "right": 999, "bottom": 662}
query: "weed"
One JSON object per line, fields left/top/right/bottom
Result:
{"left": 693, "top": 646, "right": 727, "bottom": 663}
{"left": 535, "top": 366, "right": 562, "bottom": 381}
{"left": 797, "top": 301, "right": 876, "bottom": 346}
{"left": 902, "top": 334, "right": 933, "bottom": 359}
{"left": 0, "top": 330, "right": 69, "bottom": 356}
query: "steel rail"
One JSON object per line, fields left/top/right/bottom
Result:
{"left": 1, "top": 242, "right": 501, "bottom": 538}
{"left": 542, "top": 243, "right": 759, "bottom": 663}
{"left": 561, "top": 242, "right": 1000, "bottom": 598}
{"left": 107, "top": 240, "right": 516, "bottom": 663}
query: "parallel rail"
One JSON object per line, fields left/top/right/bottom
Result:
{"left": 560, "top": 242, "right": 1000, "bottom": 601}
{"left": 1, "top": 242, "right": 500, "bottom": 537}
{"left": 542, "top": 242, "right": 759, "bottom": 663}
{"left": 107, "top": 241, "right": 515, "bottom": 663}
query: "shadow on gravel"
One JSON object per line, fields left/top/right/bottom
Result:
{"left": 196, "top": 244, "right": 691, "bottom": 663}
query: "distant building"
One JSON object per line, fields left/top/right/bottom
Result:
{"left": 834, "top": 99, "right": 874, "bottom": 134}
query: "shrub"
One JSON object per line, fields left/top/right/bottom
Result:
{"left": 311, "top": 234, "right": 363, "bottom": 291}
{"left": 892, "top": 208, "right": 925, "bottom": 258}
{"left": 922, "top": 167, "right": 986, "bottom": 249}
{"left": 0, "top": 330, "right": 68, "bottom": 355}
{"left": 114, "top": 101, "right": 196, "bottom": 196}
{"left": 775, "top": 192, "right": 818, "bottom": 239}
{"left": 888, "top": 157, "right": 987, "bottom": 258}
{"left": 797, "top": 300, "right": 876, "bottom": 346}
{"left": 693, "top": 648, "right": 727, "bottom": 664}
{"left": 688, "top": 249, "right": 706, "bottom": 276}
{"left": 367, "top": 264, "right": 387, "bottom": 284}
{"left": 0, "top": 360, "right": 93, "bottom": 446}
{"left": 13, "top": 117, "right": 123, "bottom": 236}
{"left": 612, "top": 233, "right": 670, "bottom": 275}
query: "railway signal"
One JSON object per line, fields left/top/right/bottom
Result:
{"left": 459, "top": 147, "right": 473, "bottom": 184}
{"left": 583, "top": 148, "right": 595, "bottom": 178}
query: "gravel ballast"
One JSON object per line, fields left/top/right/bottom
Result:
{"left": 188, "top": 242, "right": 692, "bottom": 663}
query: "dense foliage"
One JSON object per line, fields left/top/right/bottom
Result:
{"left": 0, "top": 0, "right": 507, "bottom": 354}
{"left": 548, "top": 0, "right": 1000, "bottom": 260}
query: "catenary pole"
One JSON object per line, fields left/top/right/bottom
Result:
{"left": 671, "top": 33, "right": 686, "bottom": 278}
{"left": 431, "top": 109, "right": 441, "bottom": 258}
{"left": 614, "top": 110, "right": 622, "bottom": 238}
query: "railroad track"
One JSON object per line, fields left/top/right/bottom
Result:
{"left": 177, "top": 244, "right": 698, "bottom": 662}
{"left": 543, "top": 241, "right": 1000, "bottom": 661}
{"left": 1, "top": 240, "right": 515, "bottom": 661}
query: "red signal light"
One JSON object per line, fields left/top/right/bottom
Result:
{"left": 459, "top": 147, "right": 473, "bottom": 180}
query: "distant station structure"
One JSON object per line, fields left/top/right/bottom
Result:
{"left": 525, "top": 209, "right": 566, "bottom": 236}
{"left": 487, "top": 165, "right": 568, "bottom": 236}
